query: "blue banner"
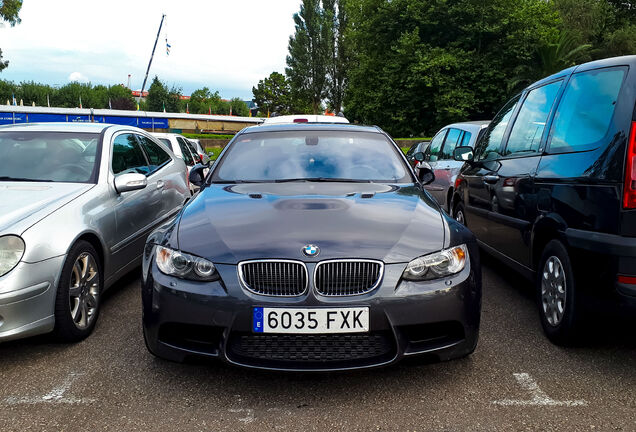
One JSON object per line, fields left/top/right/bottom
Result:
{"left": 68, "top": 115, "right": 90, "bottom": 122}
{"left": 152, "top": 118, "right": 169, "bottom": 128}
{"left": 13, "top": 113, "right": 27, "bottom": 123}
{"left": 28, "top": 113, "right": 67, "bottom": 123}
{"left": 0, "top": 112, "right": 14, "bottom": 124}
{"left": 137, "top": 117, "right": 154, "bottom": 128}
{"left": 104, "top": 116, "right": 138, "bottom": 126}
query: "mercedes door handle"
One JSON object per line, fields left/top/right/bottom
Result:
{"left": 483, "top": 175, "right": 500, "bottom": 184}
{"left": 156, "top": 180, "right": 165, "bottom": 189}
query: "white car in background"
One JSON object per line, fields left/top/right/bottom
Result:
{"left": 262, "top": 114, "right": 349, "bottom": 124}
{"left": 151, "top": 133, "right": 202, "bottom": 194}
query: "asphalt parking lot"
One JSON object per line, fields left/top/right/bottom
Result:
{"left": 0, "top": 256, "right": 634, "bottom": 432}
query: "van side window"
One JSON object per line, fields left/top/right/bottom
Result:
{"left": 505, "top": 80, "right": 562, "bottom": 156}
{"left": 426, "top": 130, "right": 447, "bottom": 162}
{"left": 475, "top": 95, "right": 520, "bottom": 161}
{"left": 548, "top": 67, "right": 626, "bottom": 153}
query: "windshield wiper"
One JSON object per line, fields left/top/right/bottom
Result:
{"left": 273, "top": 177, "right": 372, "bottom": 183}
{"left": 0, "top": 176, "right": 53, "bottom": 182}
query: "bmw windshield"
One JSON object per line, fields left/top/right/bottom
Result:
{"left": 0, "top": 132, "right": 101, "bottom": 183}
{"left": 212, "top": 130, "right": 412, "bottom": 183}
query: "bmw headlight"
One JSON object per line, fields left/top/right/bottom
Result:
{"left": 0, "top": 235, "right": 25, "bottom": 277}
{"left": 402, "top": 244, "right": 468, "bottom": 281}
{"left": 155, "top": 246, "right": 220, "bottom": 281}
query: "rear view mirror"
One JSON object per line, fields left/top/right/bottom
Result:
{"left": 416, "top": 161, "right": 435, "bottom": 185}
{"left": 453, "top": 146, "right": 474, "bottom": 162}
{"left": 189, "top": 163, "right": 207, "bottom": 186}
{"left": 414, "top": 152, "right": 425, "bottom": 162}
{"left": 114, "top": 173, "right": 147, "bottom": 194}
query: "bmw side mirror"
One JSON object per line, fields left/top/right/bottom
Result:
{"left": 414, "top": 151, "right": 425, "bottom": 162}
{"left": 453, "top": 146, "right": 474, "bottom": 162}
{"left": 189, "top": 163, "right": 207, "bottom": 186}
{"left": 416, "top": 161, "right": 435, "bottom": 185}
{"left": 114, "top": 173, "right": 147, "bottom": 194}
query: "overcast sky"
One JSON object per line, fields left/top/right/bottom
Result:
{"left": 0, "top": 0, "right": 302, "bottom": 100}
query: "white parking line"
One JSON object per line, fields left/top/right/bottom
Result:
{"left": 493, "top": 373, "right": 587, "bottom": 407}
{"left": 4, "top": 372, "right": 95, "bottom": 405}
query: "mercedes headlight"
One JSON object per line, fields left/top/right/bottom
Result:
{"left": 0, "top": 235, "right": 25, "bottom": 277}
{"left": 155, "top": 246, "right": 219, "bottom": 281}
{"left": 402, "top": 245, "right": 468, "bottom": 281}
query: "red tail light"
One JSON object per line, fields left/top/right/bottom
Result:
{"left": 618, "top": 275, "right": 636, "bottom": 285}
{"left": 293, "top": 118, "right": 308, "bottom": 123}
{"left": 454, "top": 176, "right": 462, "bottom": 189}
{"left": 624, "top": 121, "right": 636, "bottom": 209}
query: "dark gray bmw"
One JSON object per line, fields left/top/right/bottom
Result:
{"left": 142, "top": 123, "right": 481, "bottom": 371}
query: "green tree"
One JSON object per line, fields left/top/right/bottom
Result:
{"left": 17, "top": 81, "right": 57, "bottom": 106}
{"left": 252, "top": 71, "right": 292, "bottom": 115}
{"left": 108, "top": 84, "right": 136, "bottom": 110}
{"left": 344, "top": 0, "right": 560, "bottom": 136}
{"left": 509, "top": 31, "right": 592, "bottom": 92}
{"left": 0, "top": 0, "right": 23, "bottom": 73}
{"left": 229, "top": 98, "right": 250, "bottom": 117}
{"left": 323, "top": 0, "right": 349, "bottom": 113}
{"left": 286, "top": 0, "right": 329, "bottom": 114}
{"left": 146, "top": 76, "right": 182, "bottom": 112}
{"left": 54, "top": 82, "right": 102, "bottom": 108}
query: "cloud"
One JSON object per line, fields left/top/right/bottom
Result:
{"left": 0, "top": 0, "right": 302, "bottom": 99}
{"left": 68, "top": 71, "right": 89, "bottom": 83}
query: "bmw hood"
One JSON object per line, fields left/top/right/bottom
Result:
{"left": 177, "top": 183, "right": 447, "bottom": 264}
{"left": 0, "top": 182, "right": 93, "bottom": 234}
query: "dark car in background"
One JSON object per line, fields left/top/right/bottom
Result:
{"left": 451, "top": 55, "right": 636, "bottom": 344}
{"left": 421, "top": 121, "right": 489, "bottom": 213}
{"left": 405, "top": 140, "right": 430, "bottom": 168}
{"left": 142, "top": 123, "right": 481, "bottom": 371}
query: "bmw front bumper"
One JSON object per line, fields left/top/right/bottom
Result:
{"left": 142, "top": 246, "right": 481, "bottom": 371}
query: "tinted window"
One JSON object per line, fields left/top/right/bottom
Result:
{"left": 476, "top": 96, "right": 520, "bottom": 161}
{"left": 176, "top": 137, "right": 194, "bottom": 165}
{"left": 505, "top": 80, "right": 562, "bottom": 156}
{"left": 405, "top": 142, "right": 419, "bottom": 159}
{"left": 0, "top": 132, "right": 100, "bottom": 183}
{"left": 549, "top": 67, "right": 626, "bottom": 153}
{"left": 460, "top": 131, "right": 472, "bottom": 147}
{"left": 427, "top": 130, "right": 447, "bottom": 162}
{"left": 137, "top": 135, "right": 171, "bottom": 172}
{"left": 112, "top": 134, "right": 149, "bottom": 175}
{"left": 213, "top": 131, "right": 410, "bottom": 183}
{"left": 158, "top": 138, "right": 173, "bottom": 151}
{"left": 440, "top": 128, "right": 462, "bottom": 159}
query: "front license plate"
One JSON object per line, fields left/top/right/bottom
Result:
{"left": 252, "top": 307, "right": 369, "bottom": 334}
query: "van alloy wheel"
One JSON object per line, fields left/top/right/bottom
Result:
{"left": 541, "top": 256, "right": 566, "bottom": 326}
{"left": 68, "top": 252, "right": 100, "bottom": 330}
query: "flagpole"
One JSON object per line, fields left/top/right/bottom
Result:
{"left": 138, "top": 13, "right": 166, "bottom": 108}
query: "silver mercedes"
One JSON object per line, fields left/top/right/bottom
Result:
{"left": 0, "top": 122, "right": 190, "bottom": 343}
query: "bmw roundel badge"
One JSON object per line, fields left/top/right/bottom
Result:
{"left": 302, "top": 244, "right": 320, "bottom": 257}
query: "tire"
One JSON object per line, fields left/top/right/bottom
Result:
{"left": 536, "top": 240, "right": 581, "bottom": 345}
{"left": 53, "top": 240, "right": 102, "bottom": 342}
{"left": 453, "top": 202, "right": 467, "bottom": 226}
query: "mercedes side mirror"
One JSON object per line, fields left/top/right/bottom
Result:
{"left": 114, "top": 173, "right": 147, "bottom": 194}
{"left": 416, "top": 161, "right": 435, "bottom": 185}
{"left": 189, "top": 163, "right": 207, "bottom": 186}
{"left": 453, "top": 146, "right": 474, "bottom": 162}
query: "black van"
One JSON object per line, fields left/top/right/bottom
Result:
{"left": 451, "top": 55, "right": 636, "bottom": 344}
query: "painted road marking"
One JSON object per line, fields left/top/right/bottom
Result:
{"left": 493, "top": 373, "right": 587, "bottom": 407}
{"left": 4, "top": 372, "right": 95, "bottom": 405}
